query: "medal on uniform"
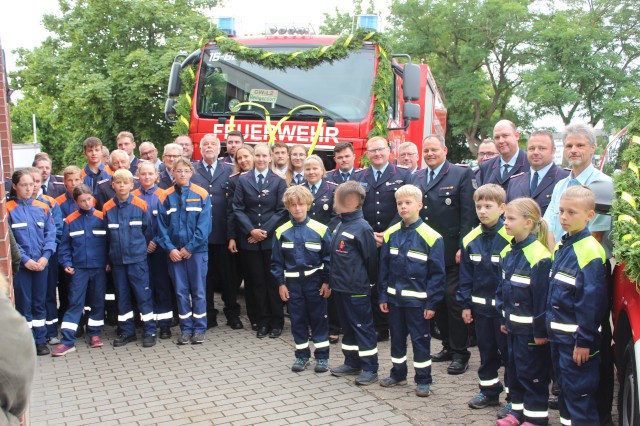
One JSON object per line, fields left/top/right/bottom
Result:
{"left": 323, "top": 204, "right": 329, "bottom": 211}
{"left": 445, "top": 198, "right": 452, "bottom": 205}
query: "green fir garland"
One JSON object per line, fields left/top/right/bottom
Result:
{"left": 170, "top": 27, "right": 394, "bottom": 146}
{"left": 610, "top": 119, "right": 640, "bottom": 283}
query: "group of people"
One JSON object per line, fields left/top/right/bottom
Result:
{"left": 5, "top": 120, "right": 613, "bottom": 425}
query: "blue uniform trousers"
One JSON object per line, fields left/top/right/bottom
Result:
{"left": 507, "top": 334, "right": 551, "bottom": 425}
{"left": 474, "top": 312, "right": 508, "bottom": 398}
{"left": 148, "top": 248, "right": 174, "bottom": 328}
{"left": 14, "top": 268, "right": 48, "bottom": 344}
{"left": 45, "top": 252, "right": 59, "bottom": 338}
{"left": 287, "top": 276, "right": 329, "bottom": 360}
{"left": 334, "top": 291, "right": 378, "bottom": 373}
{"left": 167, "top": 252, "right": 207, "bottom": 334}
{"left": 552, "top": 342, "right": 600, "bottom": 426}
{"left": 112, "top": 262, "right": 156, "bottom": 337}
{"left": 60, "top": 268, "right": 106, "bottom": 347}
{"left": 388, "top": 305, "right": 432, "bottom": 385}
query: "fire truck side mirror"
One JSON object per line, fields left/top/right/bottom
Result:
{"left": 164, "top": 98, "right": 177, "bottom": 123}
{"left": 402, "top": 63, "right": 421, "bottom": 102}
{"left": 167, "top": 62, "right": 182, "bottom": 98}
{"left": 403, "top": 103, "right": 420, "bottom": 121}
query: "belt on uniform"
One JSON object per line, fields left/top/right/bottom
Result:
{"left": 284, "top": 264, "right": 324, "bottom": 278}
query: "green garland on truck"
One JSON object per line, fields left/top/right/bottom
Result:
{"left": 170, "top": 28, "right": 394, "bottom": 146}
{"left": 610, "top": 120, "right": 640, "bottom": 283}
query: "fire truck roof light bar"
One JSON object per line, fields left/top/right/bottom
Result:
{"left": 218, "top": 17, "right": 237, "bottom": 37}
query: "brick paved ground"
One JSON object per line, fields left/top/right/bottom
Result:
{"left": 30, "top": 294, "right": 616, "bottom": 425}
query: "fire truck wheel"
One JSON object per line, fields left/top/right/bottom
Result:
{"left": 620, "top": 341, "right": 640, "bottom": 426}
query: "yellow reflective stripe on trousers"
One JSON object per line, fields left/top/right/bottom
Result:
{"left": 479, "top": 377, "right": 499, "bottom": 386}
{"left": 511, "top": 402, "right": 524, "bottom": 410}
{"left": 179, "top": 312, "right": 192, "bottom": 319}
{"left": 342, "top": 344, "right": 359, "bottom": 351}
{"left": 550, "top": 321, "right": 578, "bottom": 333}
{"left": 314, "top": 340, "right": 329, "bottom": 348}
{"left": 61, "top": 321, "right": 78, "bottom": 331}
{"left": 391, "top": 356, "right": 407, "bottom": 364}
{"left": 413, "top": 360, "right": 431, "bottom": 368}
{"left": 523, "top": 408, "right": 549, "bottom": 418}
{"left": 359, "top": 347, "right": 378, "bottom": 357}
{"left": 118, "top": 311, "right": 134, "bottom": 321}
{"left": 295, "top": 341, "right": 309, "bottom": 350}
{"left": 140, "top": 312, "right": 155, "bottom": 322}
{"left": 560, "top": 416, "right": 571, "bottom": 425}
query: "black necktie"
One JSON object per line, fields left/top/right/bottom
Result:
{"left": 207, "top": 165, "right": 213, "bottom": 177}
{"left": 502, "top": 164, "right": 511, "bottom": 180}
{"left": 341, "top": 172, "right": 349, "bottom": 182}
{"left": 296, "top": 174, "right": 303, "bottom": 185}
{"left": 311, "top": 186, "right": 316, "bottom": 195}
{"left": 530, "top": 171, "right": 539, "bottom": 194}
{"left": 41, "top": 184, "right": 47, "bottom": 195}
{"left": 257, "top": 174, "right": 264, "bottom": 189}
{"left": 428, "top": 170, "right": 435, "bottom": 185}
{"left": 376, "top": 170, "right": 382, "bottom": 182}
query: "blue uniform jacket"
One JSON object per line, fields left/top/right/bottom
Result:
{"left": 271, "top": 216, "right": 332, "bottom": 285}
{"left": 506, "top": 163, "right": 569, "bottom": 216}
{"left": 191, "top": 160, "right": 233, "bottom": 245}
{"left": 326, "top": 168, "right": 359, "bottom": 184}
{"left": 39, "top": 194, "right": 63, "bottom": 244}
{"left": 457, "top": 219, "right": 512, "bottom": 316}
{"left": 232, "top": 169, "right": 288, "bottom": 251}
{"left": 55, "top": 191, "right": 79, "bottom": 219}
{"left": 132, "top": 185, "right": 164, "bottom": 244}
{"left": 103, "top": 194, "right": 152, "bottom": 265}
{"left": 378, "top": 219, "right": 446, "bottom": 310}
{"left": 496, "top": 235, "right": 551, "bottom": 338}
{"left": 7, "top": 198, "right": 57, "bottom": 264}
{"left": 45, "top": 175, "right": 66, "bottom": 198}
{"left": 157, "top": 183, "right": 211, "bottom": 254}
{"left": 354, "top": 163, "right": 409, "bottom": 232}
{"left": 546, "top": 228, "right": 607, "bottom": 349}
{"left": 81, "top": 164, "right": 112, "bottom": 195}
{"left": 329, "top": 209, "right": 378, "bottom": 294}
{"left": 58, "top": 208, "right": 108, "bottom": 269}
{"left": 410, "top": 160, "right": 477, "bottom": 267}
{"left": 477, "top": 149, "right": 530, "bottom": 191}
{"left": 299, "top": 179, "right": 339, "bottom": 230}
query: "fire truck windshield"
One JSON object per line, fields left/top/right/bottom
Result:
{"left": 197, "top": 45, "right": 375, "bottom": 123}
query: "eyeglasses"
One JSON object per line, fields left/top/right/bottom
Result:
{"left": 478, "top": 152, "right": 498, "bottom": 158}
{"left": 174, "top": 169, "right": 192, "bottom": 175}
{"left": 398, "top": 152, "right": 418, "bottom": 158}
{"left": 164, "top": 154, "right": 180, "bottom": 159}
{"left": 367, "top": 147, "right": 388, "bottom": 154}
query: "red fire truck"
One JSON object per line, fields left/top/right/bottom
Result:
{"left": 164, "top": 20, "right": 446, "bottom": 166}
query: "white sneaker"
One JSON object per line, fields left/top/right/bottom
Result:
{"left": 48, "top": 337, "right": 61, "bottom": 345}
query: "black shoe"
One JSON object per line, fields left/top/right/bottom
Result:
{"left": 159, "top": 327, "right": 172, "bottom": 339}
{"left": 548, "top": 395, "right": 558, "bottom": 410}
{"left": 447, "top": 357, "right": 469, "bottom": 375}
{"left": 431, "top": 348, "right": 453, "bottom": 362}
{"left": 36, "top": 344, "right": 50, "bottom": 356}
{"left": 191, "top": 333, "right": 205, "bottom": 344}
{"left": 75, "top": 326, "right": 85, "bottom": 338}
{"left": 329, "top": 335, "right": 339, "bottom": 344}
{"left": 142, "top": 335, "right": 156, "bottom": 348}
{"left": 257, "top": 326, "right": 269, "bottom": 338}
{"left": 269, "top": 328, "right": 282, "bottom": 338}
{"left": 468, "top": 392, "right": 499, "bottom": 409}
{"left": 376, "top": 330, "right": 389, "bottom": 342}
{"left": 113, "top": 334, "right": 137, "bottom": 347}
{"left": 431, "top": 322, "right": 442, "bottom": 340}
{"left": 207, "top": 318, "right": 218, "bottom": 329}
{"left": 227, "top": 318, "right": 243, "bottom": 330}
{"left": 251, "top": 323, "right": 259, "bottom": 332}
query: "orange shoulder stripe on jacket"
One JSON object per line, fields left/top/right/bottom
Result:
{"left": 41, "top": 194, "right": 57, "bottom": 207}
{"left": 32, "top": 199, "right": 50, "bottom": 215}
{"left": 102, "top": 199, "right": 116, "bottom": 213}
{"left": 92, "top": 210, "right": 104, "bottom": 219}
{"left": 131, "top": 196, "right": 148, "bottom": 212}
{"left": 81, "top": 169, "right": 87, "bottom": 179}
{"left": 104, "top": 166, "right": 114, "bottom": 176}
{"left": 159, "top": 186, "right": 174, "bottom": 203}
{"left": 55, "top": 193, "right": 68, "bottom": 204}
{"left": 189, "top": 183, "right": 209, "bottom": 199}
{"left": 6, "top": 200, "right": 17, "bottom": 212}
{"left": 132, "top": 189, "right": 142, "bottom": 197}
{"left": 64, "top": 210, "right": 82, "bottom": 224}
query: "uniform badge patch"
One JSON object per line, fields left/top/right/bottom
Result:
{"left": 445, "top": 198, "right": 452, "bottom": 205}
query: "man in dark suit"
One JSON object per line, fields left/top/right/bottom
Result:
{"left": 219, "top": 130, "right": 244, "bottom": 164}
{"left": 410, "top": 134, "right": 477, "bottom": 375}
{"left": 474, "top": 139, "right": 499, "bottom": 183}
{"left": 117, "top": 131, "right": 140, "bottom": 176}
{"left": 478, "top": 120, "right": 530, "bottom": 191}
{"left": 354, "top": 137, "right": 410, "bottom": 341}
{"left": 506, "top": 130, "right": 569, "bottom": 216}
{"left": 191, "top": 134, "right": 241, "bottom": 330}
{"left": 326, "top": 142, "right": 358, "bottom": 183}
{"left": 94, "top": 149, "right": 140, "bottom": 210}
{"left": 33, "top": 154, "right": 65, "bottom": 197}
{"left": 158, "top": 143, "right": 183, "bottom": 189}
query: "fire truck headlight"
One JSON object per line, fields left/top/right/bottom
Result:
{"left": 278, "top": 27, "right": 287, "bottom": 35}
{"left": 269, "top": 26, "right": 278, "bottom": 35}
{"left": 287, "top": 27, "right": 296, "bottom": 35}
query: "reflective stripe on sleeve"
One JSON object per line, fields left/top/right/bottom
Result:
{"left": 469, "top": 254, "right": 482, "bottom": 262}
{"left": 282, "top": 242, "right": 294, "bottom": 249}
{"left": 389, "top": 247, "right": 399, "bottom": 255}
{"left": 509, "top": 314, "right": 533, "bottom": 324}
{"left": 69, "top": 230, "right": 85, "bottom": 236}
{"left": 510, "top": 275, "right": 530, "bottom": 285}
{"left": 550, "top": 321, "right": 578, "bottom": 333}
{"left": 471, "top": 296, "right": 495, "bottom": 306}
{"left": 11, "top": 223, "right": 27, "bottom": 228}
{"left": 554, "top": 273, "right": 576, "bottom": 286}
{"left": 341, "top": 231, "right": 354, "bottom": 239}
{"left": 401, "top": 289, "right": 427, "bottom": 299}
{"left": 406, "top": 251, "right": 428, "bottom": 262}
{"left": 166, "top": 208, "right": 177, "bottom": 215}
{"left": 491, "top": 255, "right": 500, "bottom": 264}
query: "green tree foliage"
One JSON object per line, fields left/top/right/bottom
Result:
{"left": 520, "top": 0, "right": 640, "bottom": 131}
{"left": 9, "top": 0, "right": 220, "bottom": 171}
{"left": 319, "top": 0, "right": 377, "bottom": 35}
{"left": 389, "top": 0, "right": 534, "bottom": 156}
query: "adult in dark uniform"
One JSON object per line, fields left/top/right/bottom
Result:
{"left": 477, "top": 120, "right": 530, "bottom": 191}
{"left": 191, "top": 134, "right": 242, "bottom": 330}
{"left": 175, "top": 135, "right": 194, "bottom": 160}
{"left": 116, "top": 131, "right": 141, "bottom": 176}
{"left": 232, "top": 143, "right": 288, "bottom": 338}
{"left": 397, "top": 141, "right": 421, "bottom": 174}
{"left": 506, "top": 130, "right": 569, "bottom": 216}
{"left": 219, "top": 130, "right": 244, "bottom": 164}
{"left": 272, "top": 142, "right": 290, "bottom": 176}
{"left": 326, "top": 142, "right": 358, "bottom": 184}
{"left": 158, "top": 143, "right": 183, "bottom": 190}
{"left": 354, "top": 136, "right": 410, "bottom": 341}
{"left": 33, "top": 154, "right": 65, "bottom": 198}
{"left": 410, "top": 134, "right": 477, "bottom": 375}
{"left": 94, "top": 150, "right": 140, "bottom": 211}
{"left": 474, "top": 139, "right": 499, "bottom": 183}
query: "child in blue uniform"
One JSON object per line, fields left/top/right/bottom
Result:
{"left": 52, "top": 184, "right": 108, "bottom": 356}
{"left": 546, "top": 186, "right": 607, "bottom": 425}
{"left": 103, "top": 169, "right": 157, "bottom": 348}
{"left": 7, "top": 169, "right": 57, "bottom": 356}
{"left": 271, "top": 186, "right": 332, "bottom": 373}
{"left": 457, "top": 184, "right": 512, "bottom": 412}
{"left": 157, "top": 157, "right": 211, "bottom": 345}
{"left": 497, "top": 198, "right": 552, "bottom": 426}
{"left": 328, "top": 181, "right": 379, "bottom": 386}
{"left": 378, "top": 184, "right": 446, "bottom": 397}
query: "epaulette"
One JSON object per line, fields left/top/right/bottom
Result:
{"left": 455, "top": 163, "right": 470, "bottom": 168}
{"left": 224, "top": 161, "right": 234, "bottom": 166}
{"left": 326, "top": 181, "right": 338, "bottom": 186}
{"left": 396, "top": 164, "right": 409, "bottom": 169}
{"left": 54, "top": 175, "right": 64, "bottom": 180}
{"left": 240, "top": 171, "right": 249, "bottom": 175}
{"left": 217, "top": 156, "right": 225, "bottom": 160}
{"left": 52, "top": 181, "right": 65, "bottom": 186}
{"left": 564, "top": 167, "right": 571, "bottom": 171}
{"left": 353, "top": 168, "right": 365, "bottom": 174}
{"left": 97, "top": 178, "right": 110, "bottom": 185}
{"left": 229, "top": 172, "right": 240, "bottom": 178}
{"left": 510, "top": 172, "right": 525, "bottom": 179}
